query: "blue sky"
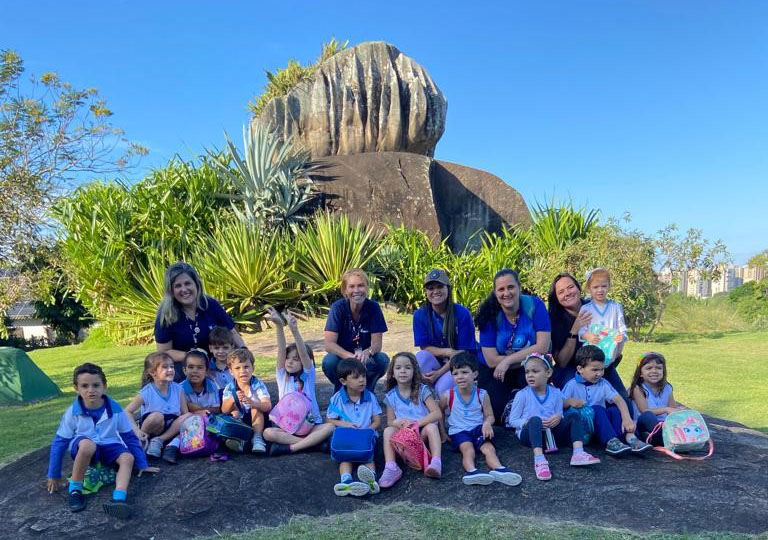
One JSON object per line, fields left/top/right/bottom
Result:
{"left": 3, "top": 1, "right": 766, "bottom": 263}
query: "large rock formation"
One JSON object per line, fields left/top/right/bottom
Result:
{"left": 311, "top": 152, "right": 531, "bottom": 252}
{"left": 253, "top": 42, "right": 447, "bottom": 160}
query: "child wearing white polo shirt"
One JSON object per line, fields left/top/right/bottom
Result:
{"left": 326, "top": 358, "right": 382, "bottom": 497}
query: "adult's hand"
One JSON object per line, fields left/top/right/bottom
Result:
{"left": 571, "top": 311, "right": 592, "bottom": 333}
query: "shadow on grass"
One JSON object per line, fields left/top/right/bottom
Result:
{"left": 645, "top": 331, "right": 747, "bottom": 344}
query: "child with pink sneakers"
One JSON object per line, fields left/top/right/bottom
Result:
{"left": 379, "top": 352, "right": 443, "bottom": 488}
{"left": 505, "top": 353, "right": 601, "bottom": 480}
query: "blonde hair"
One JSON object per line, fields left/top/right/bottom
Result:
{"left": 157, "top": 262, "right": 208, "bottom": 327}
{"left": 340, "top": 268, "right": 369, "bottom": 296}
{"left": 586, "top": 268, "right": 611, "bottom": 289}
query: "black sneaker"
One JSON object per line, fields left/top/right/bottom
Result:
{"left": 68, "top": 490, "right": 87, "bottom": 512}
{"left": 103, "top": 499, "right": 132, "bottom": 519}
{"left": 269, "top": 443, "right": 291, "bottom": 457}
{"left": 162, "top": 445, "right": 179, "bottom": 464}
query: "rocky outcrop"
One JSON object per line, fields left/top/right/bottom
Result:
{"left": 311, "top": 152, "right": 531, "bottom": 251}
{"left": 253, "top": 42, "right": 447, "bottom": 159}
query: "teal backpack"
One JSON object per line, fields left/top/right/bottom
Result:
{"left": 647, "top": 409, "right": 713, "bottom": 460}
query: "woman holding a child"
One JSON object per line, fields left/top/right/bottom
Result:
{"left": 154, "top": 262, "right": 244, "bottom": 381}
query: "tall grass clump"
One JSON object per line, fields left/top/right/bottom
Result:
{"left": 659, "top": 293, "right": 747, "bottom": 334}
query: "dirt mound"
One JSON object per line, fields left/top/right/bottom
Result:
{"left": 1, "top": 377, "right": 767, "bottom": 539}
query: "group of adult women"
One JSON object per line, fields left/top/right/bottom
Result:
{"left": 153, "top": 262, "right": 629, "bottom": 422}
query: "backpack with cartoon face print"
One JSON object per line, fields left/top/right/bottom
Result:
{"left": 647, "top": 409, "right": 713, "bottom": 460}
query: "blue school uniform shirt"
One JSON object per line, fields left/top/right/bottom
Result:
{"left": 443, "top": 385, "right": 487, "bottom": 435}
{"left": 326, "top": 387, "right": 382, "bottom": 429}
{"left": 222, "top": 376, "right": 271, "bottom": 413}
{"left": 412, "top": 303, "right": 477, "bottom": 352}
{"left": 325, "top": 298, "right": 388, "bottom": 353}
{"left": 181, "top": 379, "right": 221, "bottom": 409}
{"left": 478, "top": 295, "right": 551, "bottom": 366}
{"left": 276, "top": 366, "right": 323, "bottom": 424}
{"left": 562, "top": 375, "right": 618, "bottom": 408}
{"left": 208, "top": 360, "right": 234, "bottom": 389}
{"left": 47, "top": 395, "right": 148, "bottom": 478}
{"left": 384, "top": 384, "right": 432, "bottom": 422}
{"left": 633, "top": 382, "right": 674, "bottom": 421}
{"left": 153, "top": 296, "right": 235, "bottom": 352}
{"left": 139, "top": 382, "right": 184, "bottom": 417}
{"left": 505, "top": 385, "right": 565, "bottom": 437}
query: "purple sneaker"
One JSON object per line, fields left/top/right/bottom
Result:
{"left": 379, "top": 464, "right": 402, "bottom": 488}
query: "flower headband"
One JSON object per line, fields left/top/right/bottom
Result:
{"left": 585, "top": 267, "right": 608, "bottom": 283}
{"left": 522, "top": 352, "right": 554, "bottom": 370}
{"left": 637, "top": 351, "right": 665, "bottom": 366}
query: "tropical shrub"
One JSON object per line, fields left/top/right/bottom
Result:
{"left": 728, "top": 278, "right": 768, "bottom": 330}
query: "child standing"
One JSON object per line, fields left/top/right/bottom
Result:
{"left": 263, "top": 307, "right": 334, "bottom": 455}
{"left": 326, "top": 358, "right": 382, "bottom": 497}
{"left": 440, "top": 352, "right": 522, "bottom": 487}
{"left": 562, "top": 345, "right": 651, "bottom": 456}
{"left": 182, "top": 349, "right": 221, "bottom": 415}
{"left": 221, "top": 348, "right": 271, "bottom": 453}
{"left": 47, "top": 363, "right": 158, "bottom": 518}
{"left": 380, "top": 352, "right": 443, "bottom": 488}
{"left": 207, "top": 326, "right": 235, "bottom": 389}
{"left": 506, "top": 353, "right": 600, "bottom": 480}
{"left": 629, "top": 352, "right": 683, "bottom": 445}
{"left": 125, "top": 352, "right": 192, "bottom": 464}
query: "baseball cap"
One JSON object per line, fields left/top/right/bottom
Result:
{"left": 424, "top": 269, "right": 450, "bottom": 286}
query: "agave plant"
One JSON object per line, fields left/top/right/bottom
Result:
{"left": 289, "top": 212, "right": 383, "bottom": 300}
{"left": 529, "top": 200, "right": 600, "bottom": 253}
{"left": 212, "top": 123, "right": 318, "bottom": 229}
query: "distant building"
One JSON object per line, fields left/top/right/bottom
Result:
{"left": 659, "top": 264, "right": 760, "bottom": 299}
{"left": 5, "top": 300, "right": 55, "bottom": 343}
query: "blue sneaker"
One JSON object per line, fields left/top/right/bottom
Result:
{"left": 462, "top": 470, "right": 494, "bottom": 486}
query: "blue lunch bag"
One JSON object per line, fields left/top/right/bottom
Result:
{"left": 330, "top": 427, "right": 376, "bottom": 463}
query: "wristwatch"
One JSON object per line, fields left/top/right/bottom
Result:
{"left": 568, "top": 333, "right": 578, "bottom": 339}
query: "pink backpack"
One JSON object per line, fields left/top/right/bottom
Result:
{"left": 179, "top": 414, "right": 218, "bottom": 456}
{"left": 269, "top": 392, "right": 316, "bottom": 436}
{"left": 390, "top": 422, "right": 431, "bottom": 472}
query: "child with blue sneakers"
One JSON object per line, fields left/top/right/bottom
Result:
{"left": 47, "top": 363, "right": 158, "bottom": 518}
{"left": 440, "top": 352, "right": 522, "bottom": 487}
{"left": 562, "top": 345, "right": 651, "bottom": 456}
{"left": 326, "top": 358, "right": 382, "bottom": 497}
{"left": 221, "top": 348, "right": 271, "bottom": 453}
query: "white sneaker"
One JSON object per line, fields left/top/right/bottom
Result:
{"left": 357, "top": 465, "right": 380, "bottom": 495}
{"left": 333, "top": 480, "right": 370, "bottom": 497}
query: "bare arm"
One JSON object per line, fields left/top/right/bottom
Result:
{"left": 422, "top": 345, "right": 459, "bottom": 359}
{"left": 230, "top": 328, "right": 245, "bottom": 348}
{"left": 324, "top": 331, "right": 355, "bottom": 358}
{"left": 481, "top": 393, "right": 495, "bottom": 438}
{"left": 327, "top": 417, "right": 356, "bottom": 428}
{"left": 369, "top": 414, "right": 381, "bottom": 431}
{"left": 179, "top": 391, "right": 189, "bottom": 415}
{"left": 267, "top": 307, "right": 287, "bottom": 370}
{"left": 418, "top": 395, "right": 443, "bottom": 428}
{"left": 611, "top": 394, "right": 635, "bottom": 433}
{"left": 221, "top": 397, "right": 236, "bottom": 415}
{"left": 286, "top": 313, "right": 312, "bottom": 370}
{"left": 155, "top": 341, "right": 186, "bottom": 362}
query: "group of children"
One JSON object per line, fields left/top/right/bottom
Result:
{"left": 48, "top": 291, "right": 682, "bottom": 518}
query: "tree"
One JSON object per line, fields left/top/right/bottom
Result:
{"left": 0, "top": 49, "right": 146, "bottom": 335}
{"left": 747, "top": 249, "right": 768, "bottom": 269}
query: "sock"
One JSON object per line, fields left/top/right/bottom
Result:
{"left": 68, "top": 480, "right": 83, "bottom": 493}
{"left": 385, "top": 461, "right": 398, "bottom": 470}
{"left": 495, "top": 466, "right": 508, "bottom": 471}
{"left": 534, "top": 454, "right": 547, "bottom": 464}
{"left": 466, "top": 469, "right": 478, "bottom": 474}
{"left": 112, "top": 489, "right": 127, "bottom": 502}
{"left": 430, "top": 456, "right": 442, "bottom": 465}
{"left": 168, "top": 437, "right": 180, "bottom": 448}
{"left": 573, "top": 446, "right": 585, "bottom": 455}
{"left": 341, "top": 472, "right": 353, "bottom": 483}
{"left": 626, "top": 433, "right": 638, "bottom": 443}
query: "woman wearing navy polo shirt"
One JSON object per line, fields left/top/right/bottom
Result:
{"left": 413, "top": 269, "right": 477, "bottom": 395}
{"left": 154, "top": 262, "right": 244, "bottom": 381}
{"left": 475, "top": 269, "right": 551, "bottom": 422}
{"left": 322, "top": 268, "right": 389, "bottom": 392}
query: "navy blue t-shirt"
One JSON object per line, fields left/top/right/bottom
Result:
{"left": 325, "top": 298, "right": 388, "bottom": 353}
{"left": 412, "top": 303, "right": 477, "bottom": 352}
{"left": 154, "top": 296, "right": 235, "bottom": 352}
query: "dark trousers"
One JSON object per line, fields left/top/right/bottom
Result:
{"left": 591, "top": 404, "right": 624, "bottom": 445}
{"left": 636, "top": 410, "right": 663, "bottom": 445}
{"left": 477, "top": 363, "right": 526, "bottom": 424}
{"left": 518, "top": 415, "right": 585, "bottom": 449}
{"left": 322, "top": 352, "right": 389, "bottom": 393}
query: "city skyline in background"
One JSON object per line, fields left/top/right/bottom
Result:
{"left": 2, "top": 1, "right": 766, "bottom": 263}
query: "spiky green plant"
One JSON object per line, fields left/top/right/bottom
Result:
{"left": 289, "top": 212, "right": 383, "bottom": 300}
{"left": 529, "top": 200, "right": 600, "bottom": 253}
{"left": 212, "top": 123, "right": 317, "bottom": 229}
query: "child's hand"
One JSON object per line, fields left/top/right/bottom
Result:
{"left": 568, "top": 398, "right": 586, "bottom": 408}
{"left": 284, "top": 311, "right": 298, "bottom": 330}
{"left": 236, "top": 390, "right": 253, "bottom": 407}
{"left": 622, "top": 419, "right": 636, "bottom": 434}
{"left": 482, "top": 420, "right": 494, "bottom": 440}
{"left": 613, "top": 333, "right": 625, "bottom": 345}
{"left": 583, "top": 332, "right": 600, "bottom": 345}
{"left": 137, "top": 430, "right": 149, "bottom": 444}
{"left": 231, "top": 410, "right": 242, "bottom": 420}
{"left": 137, "top": 467, "right": 160, "bottom": 477}
{"left": 265, "top": 307, "right": 284, "bottom": 326}
{"left": 543, "top": 414, "right": 562, "bottom": 429}
{"left": 392, "top": 419, "right": 408, "bottom": 429}
{"left": 47, "top": 478, "right": 65, "bottom": 493}
{"left": 422, "top": 371, "right": 438, "bottom": 384}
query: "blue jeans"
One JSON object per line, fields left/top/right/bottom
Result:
{"left": 591, "top": 404, "right": 624, "bottom": 445}
{"left": 322, "top": 352, "right": 390, "bottom": 392}
{"left": 553, "top": 357, "right": 631, "bottom": 412}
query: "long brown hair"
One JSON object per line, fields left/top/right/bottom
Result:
{"left": 141, "top": 352, "right": 173, "bottom": 387}
{"left": 629, "top": 352, "right": 669, "bottom": 398}
{"left": 385, "top": 351, "right": 422, "bottom": 404}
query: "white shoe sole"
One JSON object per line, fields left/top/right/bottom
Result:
{"left": 490, "top": 470, "right": 523, "bottom": 486}
{"left": 334, "top": 481, "right": 370, "bottom": 497}
{"left": 357, "top": 465, "right": 380, "bottom": 494}
{"left": 570, "top": 458, "right": 601, "bottom": 466}
{"left": 462, "top": 473, "right": 494, "bottom": 486}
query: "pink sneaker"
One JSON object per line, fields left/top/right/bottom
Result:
{"left": 534, "top": 460, "right": 552, "bottom": 481}
{"left": 379, "top": 464, "right": 403, "bottom": 488}
{"left": 425, "top": 457, "right": 442, "bottom": 478}
{"left": 570, "top": 451, "right": 601, "bottom": 466}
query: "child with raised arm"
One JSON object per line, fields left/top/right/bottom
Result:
{"left": 47, "top": 363, "right": 158, "bottom": 518}
{"left": 379, "top": 352, "right": 443, "bottom": 488}
{"left": 326, "top": 358, "right": 382, "bottom": 497}
{"left": 221, "top": 348, "right": 271, "bottom": 453}
{"left": 440, "top": 352, "right": 522, "bottom": 487}
{"left": 263, "top": 307, "right": 334, "bottom": 455}
{"left": 125, "top": 352, "right": 193, "bottom": 465}
{"left": 207, "top": 326, "right": 235, "bottom": 389}
{"left": 562, "top": 345, "right": 652, "bottom": 456}
{"left": 505, "top": 353, "right": 600, "bottom": 481}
